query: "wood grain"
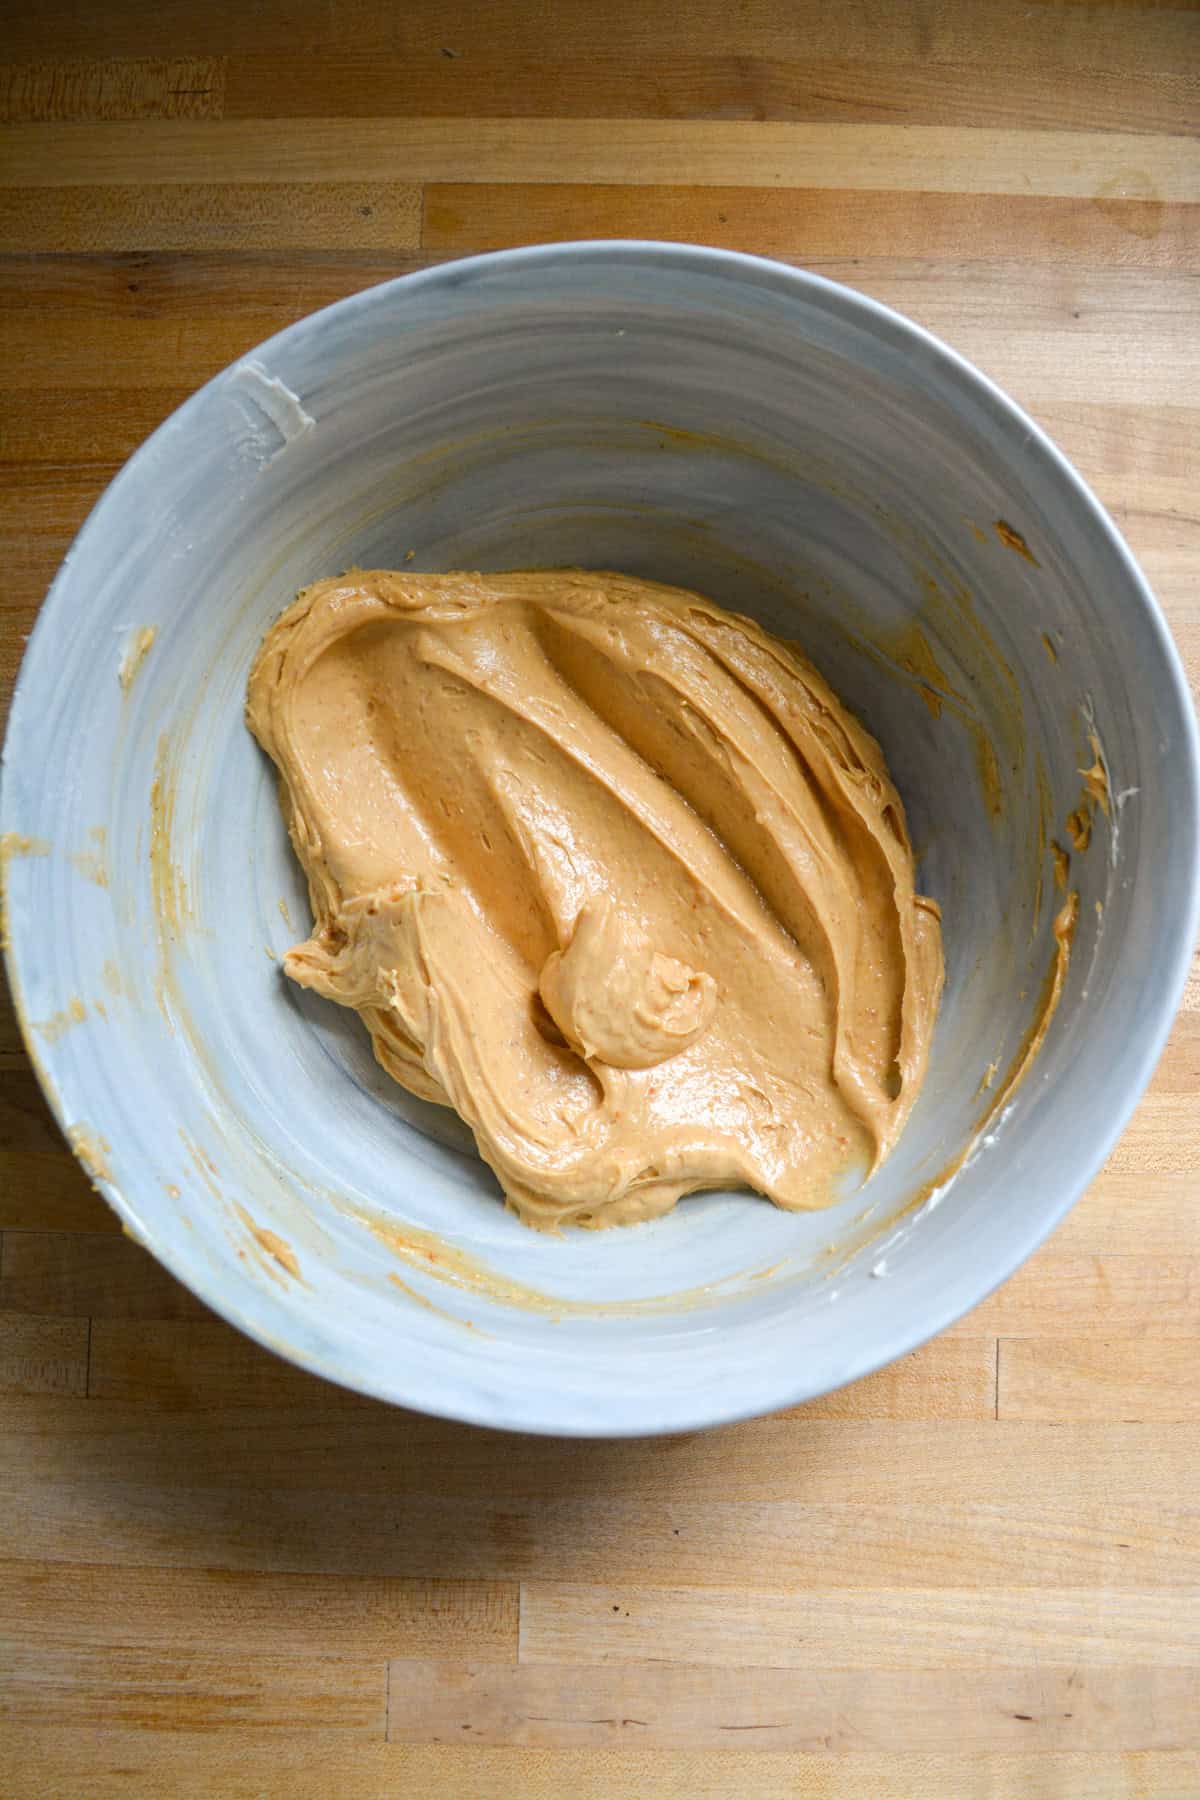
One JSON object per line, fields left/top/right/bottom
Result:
{"left": 86, "top": 1316, "right": 373, "bottom": 1407}
{"left": 999, "top": 1339, "right": 1200, "bottom": 1421}
{"left": 5, "top": 1475, "right": 1195, "bottom": 1591}
{"left": 952, "top": 1256, "right": 1200, "bottom": 1337}
{"left": 220, "top": 52, "right": 1200, "bottom": 135}
{"left": 8, "top": 1402, "right": 1200, "bottom": 1521}
{"left": 0, "top": 1312, "right": 88, "bottom": 1395}
{"left": 0, "top": 182, "right": 422, "bottom": 252}
{"left": 6, "top": 0, "right": 1198, "bottom": 69}
{"left": 521, "top": 1581, "right": 1200, "bottom": 1669}
{"left": 4, "top": 119, "right": 1200, "bottom": 199}
{"left": 0, "top": 1559, "right": 519, "bottom": 1660}
{"left": 1053, "top": 1170, "right": 1200, "bottom": 1255}
{"left": 387, "top": 1658, "right": 1200, "bottom": 1751}
{"left": 4, "top": 1644, "right": 385, "bottom": 1735}
{"left": 2, "top": 1741, "right": 1197, "bottom": 1800}
{"left": 0, "top": 1232, "right": 214, "bottom": 1319}
{"left": 0, "top": 386, "right": 199, "bottom": 467}
{"left": 0, "top": 1067, "right": 124, "bottom": 1230}
{"left": 0, "top": 58, "right": 225, "bottom": 123}
{"left": 425, "top": 183, "right": 1198, "bottom": 270}
{"left": 2, "top": 2, "right": 1198, "bottom": 1792}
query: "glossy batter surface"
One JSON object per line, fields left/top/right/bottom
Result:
{"left": 247, "top": 570, "right": 943, "bottom": 1229}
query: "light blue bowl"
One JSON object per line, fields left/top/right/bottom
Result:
{"left": 4, "top": 243, "right": 1198, "bottom": 1434}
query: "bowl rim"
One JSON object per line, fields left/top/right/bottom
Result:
{"left": 5, "top": 239, "right": 1200, "bottom": 1437}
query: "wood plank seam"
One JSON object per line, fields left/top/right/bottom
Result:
{"left": 993, "top": 1339, "right": 1007, "bottom": 1418}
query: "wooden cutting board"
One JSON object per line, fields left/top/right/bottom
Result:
{"left": 2, "top": 4, "right": 1198, "bottom": 1795}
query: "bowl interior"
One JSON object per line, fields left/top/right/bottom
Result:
{"left": 4, "top": 246, "right": 1197, "bottom": 1434}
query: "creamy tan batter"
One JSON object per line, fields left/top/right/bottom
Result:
{"left": 248, "top": 570, "right": 943, "bottom": 1229}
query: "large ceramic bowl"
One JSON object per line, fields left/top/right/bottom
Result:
{"left": 4, "top": 243, "right": 1198, "bottom": 1435}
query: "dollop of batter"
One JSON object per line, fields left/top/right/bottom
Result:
{"left": 247, "top": 570, "right": 943, "bottom": 1229}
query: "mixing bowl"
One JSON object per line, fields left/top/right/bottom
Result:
{"left": 4, "top": 243, "right": 1197, "bottom": 1436}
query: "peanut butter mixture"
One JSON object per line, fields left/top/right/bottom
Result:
{"left": 248, "top": 570, "right": 943, "bottom": 1229}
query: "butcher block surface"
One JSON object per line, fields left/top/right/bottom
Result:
{"left": 1, "top": 2, "right": 1198, "bottom": 1794}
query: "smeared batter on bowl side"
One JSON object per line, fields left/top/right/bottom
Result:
{"left": 247, "top": 570, "right": 943, "bottom": 1229}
